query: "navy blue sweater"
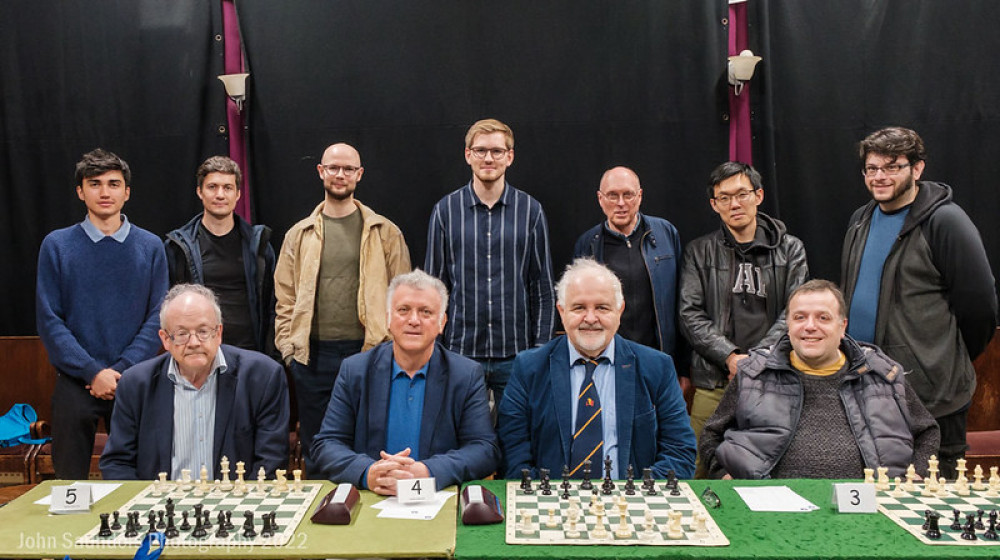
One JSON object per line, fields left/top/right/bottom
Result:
{"left": 36, "top": 222, "right": 169, "bottom": 383}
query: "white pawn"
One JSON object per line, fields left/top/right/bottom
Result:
{"left": 233, "top": 461, "right": 246, "bottom": 496}
{"left": 890, "top": 476, "right": 905, "bottom": 498}
{"left": 591, "top": 510, "right": 608, "bottom": 539}
{"left": 152, "top": 472, "right": 168, "bottom": 495}
{"left": 565, "top": 507, "right": 580, "bottom": 538}
{"left": 987, "top": 466, "right": 1000, "bottom": 497}
{"left": 179, "top": 468, "right": 193, "bottom": 492}
{"left": 926, "top": 455, "right": 939, "bottom": 484}
{"left": 693, "top": 512, "right": 710, "bottom": 539}
{"left": 863, "top": 468, "right": 875, "bottom": 484}
{"left": 256, "top": 466, "right": 268, "bottom": 494}
{"left": 640, "top": 509, "right": 657, "bottom": 540}
{"left": 935, "top": 477, "right": 949, "bottom": 497}
{"left": 545, "top": 507, "right": 558, "bottom": 528}
{"left": 292, "top": 469, "right": 303, "bottom": 493}
{"left": 875, "top": 466, "right": 890, "bottom": 491}
{"left": 973, "top": 465, "right": 986, "bottom": 491}
{"left": 903, "top": 464, "right": 917, "bottom": 492}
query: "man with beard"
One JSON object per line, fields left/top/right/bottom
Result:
{"left": 498, "top": 258, "right": 695, "bottom": 479}
{"left": 275, "top": 142, "right": 411, "bottom": 473}
{"left": 841, "top": 127, "right": 996, "bottom": 479}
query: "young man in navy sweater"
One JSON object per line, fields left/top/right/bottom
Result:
{"left": 36, "top": 148, "right": 169, "bottom": 480}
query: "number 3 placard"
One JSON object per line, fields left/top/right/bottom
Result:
{"left": 831, "top": 482, "right": 876, "bottom": 513}
{"left": 397, "top": 477, "right": 436, "bottom": 504}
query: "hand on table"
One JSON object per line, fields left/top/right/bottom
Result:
{"left": 367, "top": 448, "right": 431, "bottom": 495}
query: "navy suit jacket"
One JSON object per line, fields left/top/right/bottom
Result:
{"left": 498, "top": 335, "right": 696, "bottom": 479}
{"left": 100, "top": 345, "right": 290, "bottom": 480}
{"left": 312, "top": 342, "right": 499, "bottom": 489}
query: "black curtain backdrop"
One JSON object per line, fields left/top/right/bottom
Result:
{"left": 0, "top": 1, "right": 228, "bottom": 334}
{"left": 237, "top": 0, "right": 730, "bottom": 278}
{"left": 751, "top": 0, "right": 1000, "bottom": 288}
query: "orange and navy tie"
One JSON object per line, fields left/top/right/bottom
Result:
{"left": 569, "top": 358, "right": 603, "bottom": 477}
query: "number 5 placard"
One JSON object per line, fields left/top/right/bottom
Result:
{"left": 397, "top": 477, "right": 436, "bottom": 504}
{"left": 831, "top": 482, "right": 876, "bottom": 513}
{"left": 49, "top": 484, "right": 92, "bottom": 514}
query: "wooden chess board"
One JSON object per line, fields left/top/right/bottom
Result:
{"left": 877, "top": 484, "right": 1000, "bottom": 545}
{"left": 504, "top": 480, "right": 729, "bottom": 546}
{"left": 76, "top": 481, "right": 323, "bottom": 547}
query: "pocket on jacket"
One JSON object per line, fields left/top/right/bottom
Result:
{"left": 883, "top": 344, "right": 930, "bottom": 389}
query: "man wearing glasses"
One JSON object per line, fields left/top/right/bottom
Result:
{"left": 275, "top": 143, "right": 411, "bottom": 473}
{"left": 679, "top": 162, "right": 808, "bottom": 476}
{"left": 101, "top": 284, "right": 289, "bottom": 480}
{"left": 841, "top": 126, "right": 996, "bottom": 480}
{"left": 425, "top": 119, "right": 555, "bottom": 412}
{"left": 574, "top": 166, "right": 684, "bottom": 363}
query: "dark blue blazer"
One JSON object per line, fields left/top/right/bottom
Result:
{"left": 498, "top": 335, "right": 696, "bottom": 479}
{"left": 100, "top": 345, "right": 289, "bottom": 480}
{"left": 312, "top": 342, "right": 499, "bottom": 489}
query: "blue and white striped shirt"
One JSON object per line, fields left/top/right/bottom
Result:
{"left": 425, "top": 182, "right": 555, "bottom": 358}
{"left": 167, "top": 351, "right": 225, "bottom": 480}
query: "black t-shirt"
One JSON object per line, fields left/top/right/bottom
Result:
{"left": 199, "top": 223, "right": 255, "bottom": 349}
{"left": 602, "top": 220, "right": 658, "bottom": 349}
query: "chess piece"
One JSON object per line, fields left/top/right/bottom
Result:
{"left": 927, "top": 455, "right": 939, "bottom": 481}
{"left": 863, "top": 467, "right": 875, "bottom": 484}
{"left": 539, "top": 468, "right": 552, "bottom": 495}
{"left": 98, "top": 513, "right": 113, "bottom": 537}
{"left": 580, "top": 460, "right": 593, "bottom": 491}
{"left": 215, "top": 512, "right": 229, "bottom": 539}
{"left": 157, "top": 510, "right": 166, "bottom": 529}
{"left": 890, "top": 476, "right": 905, "bottom": 498}
{"left": 640, "top": 509, "right": 656, "bottom": 540}
{"left": 219, "top": 456, "right": 234, "bottom": 491}
{"left": 111, "top": 510, "right": 122, "bottom": 531}
{"left": 903, "top": 464, "right": 917, "bottom": 492}
{"left": 225, "top": 510, "right": 235, "bottom": 531}
{"left": 234, "top": 461, "right": 247, "bottom": 495}
{"left": 614, "top": 507, "right": 633, "bottom": 538}
{"left": 520, "top": 469, "right": 534, "bottom": 494}
{"left": 667, "top": 470, "right": 680, "bottom": 496}
{"left": 275, "top": 469, "right": 289, "bottom": 493}
{"left": 292, "top": 469, "right": 303, "bottom": 493}
{"left": 591, "top": 509, "right": 608, "bottom": 539}
{"left": 976, "top": 509, "right": 986, "bottom": 531}
{"left": 935, "top": 476, "right": 948, "bottom": 497}
{"left": 961, "top": 513, "right": 978, "bottom": 541}
{"left": 973, "top": 465, "right": 987, "bottom": 491}
{"left": 955, "top": 468, "right": 970, "bottom": 496}
{"left": 984, "top": 510, "right": 999, "bottom": 541}
{"left": 693, "top": 512, "right": 710, "bottom": 539}
{"left": 565, "top": 506, "right": 580, "bottom": 538}
{"left": 256, "top": 466, "right": 268, "bottom": 494}
{"left": 950, "top": 509, "right": 962, "bottom": 531}
{"left": 875, "top": 466, "right": 889, "bottom": 491}
{"left": 260, "top": 513, "right": 274, "bottom": 538}
{"left": 152, "top": 472, "right": 167, "bottom": 496}
{"left": 268, "top": 511, "right": 279, "bottom": 532}
{"left": 601, "top": 456, "right": 615, "bottom": 494}
{"left": 589, "top": 492, "right": 600, "bottom": 516}
{"left": 124, "top": 512, "right": 139, "bottom": 538}
{"left": 924, "top": 511, "right": 941, "bottom": 540}
{"left": 561, "top": 465, "right": 571, "bottom": 490}
{"left": 988, "top": 466, "right": 1000, "bottom": 497}
{"left": 203, "top": 510, "right": 212, "bottom": 530}
{"left": 179, "top": 468, "right": 193, "bottom": 491}
{"left": 243, "top": 511, "right": 257, "bottom": 538}
{"left": 147, "top": 512, "right": 157, "bottom": 535}
{"left": 164, "top": 511, "right": 179, "bottom": 539}
{"left": 180, "top": 511, "right": 191, "bottom": 531}
{"left": 191, "top": 512, "right": 207, "bottom": 539}
{"left": 666, "top": 510, "right": 683, "bottom": 539}
{"left": 519, "top": 509, "right": 535, "bottom": 535}
{"left": 545, "top": 507, "right": 558, "bottom": 528}
{"left": 198, "top": 465, "right": 211, "bottom": 493}
{"left": 624, "top": 465, "right": 636, "bottom": 495}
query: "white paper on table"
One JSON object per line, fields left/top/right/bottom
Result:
{"left": 35, "top": 482, "right": 121, "bottom": 506}
{"left": 371, "top": 490, "right": 455, "bottom": 520}
{"left": 734, "top": 485, "right": 819, "bottom": 512}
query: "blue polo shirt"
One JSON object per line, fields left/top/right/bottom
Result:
{"left": 385, "top": 360, "right": 428, "bottom": 459}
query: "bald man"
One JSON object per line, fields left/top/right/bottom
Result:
{"left": 275, "top": 142, "right": 411, "bottom": 472}
{"left": 573, "top": 167, "right": 684, "bottom": 370}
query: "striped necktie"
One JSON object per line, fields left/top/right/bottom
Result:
{"left": 569, "top": 357, "right": 603, "bottom": 477}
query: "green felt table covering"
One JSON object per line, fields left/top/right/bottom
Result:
{"left": 455, "top": 479, "right": 993, "bottom": 560}
{"left": 0, "top": 480, "right": 457, "bottom": 559}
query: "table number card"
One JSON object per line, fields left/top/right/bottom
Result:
{"left": 48, "top": 484, "right": 92, "bottom": 514}
{"left": 397, "top": 477, "right": 436, "bottom": 504}
{"left": 831, "top": 482, "right": 876, "bottom": 513}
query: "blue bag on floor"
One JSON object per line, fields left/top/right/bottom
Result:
{"left": 0, "top": 403, "right": 49, "bottom": 447}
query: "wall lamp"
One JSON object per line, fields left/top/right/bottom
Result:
{"left": 727, "top": 50, "right": 762, "bottom": 96}
{"left": 217, "top": 73, "right": 250, "bottom": 111}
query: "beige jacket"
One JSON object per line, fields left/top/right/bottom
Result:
{"left": 274, "top": 200, "right": 411, "bottom": 365}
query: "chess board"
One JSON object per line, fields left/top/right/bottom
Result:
{"left": 77, "top": 481, "right": 323, "bottom": 547}
{"left": 505, "top": 480, "right": 729, "bottom": 546}
{"left": 877, "top": 484, "right": 1000, "bottom": 545}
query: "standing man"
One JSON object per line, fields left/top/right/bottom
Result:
{"left": 499, "top": 258, "right": 696, "bottom": 480}
{"left": 573, "top": 166, "right": 682, "bottom": 357}
{"left": 101, "top": 284, "right": 289, "bottom": 480}
{"left": 679, "top": 161, "right": 808, "bottom": 473}
{"left": 36, "top": 148, "right": 168, "bottom": 479}
{"left": 425, "top": 119, "right": 555, "bottom": 409}
{"left": 842, "top": 126, "right": 997, "bottom": 479}
{"left": 312, "top": 270, "right": 499, "bottom": 494}
{"left": 165, "top": 156, "right": 276, "bottom": 354}
{"left": 275, "top": 142, "right": 411, "bottom": 472}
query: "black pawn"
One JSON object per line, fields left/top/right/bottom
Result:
{"left": 225, "top": 510, "right": 235, "bottom": 531}
{"left": 561, "top": 486, "right": 570, "bottom": 500}
{"left": 124, "top": 513, "right": 139, "bottom": 538}
{"left": 203, "top": 510, "right": 212, "bottom": 530}
{"left": 924, "top": 511, "right": 941, "bottom": 540}
{"left": 580, "top": 460, "right": 593, "bottom": 490}
{"left": 520, "top": 469, "right": 534, "bottom": 494}
{"left": 191, "top": 513, "right": 207, "bottom": 539}
{"left": 243, "top": 511, "right": 257, "bottom": 538}
{"left": 215, "top": 512, "right": 229, "bottom": 538}
{"left": 950, "top": 509, "right": 962, "bottom": 531}
{"left": 540, "top": 468, "right": 552, "bottom": 495}
{"left": 561, "top": 465, "right": 571, "bottom": 489}
{"left": 984, "top": 510, "right": 999, "bottom": 541}
{"left": 180, "top": 511, "right": 191, "bottom": 531}
{"left": 260, "top": 513, "right": 274, "bottom": 538}
{"left": 624, "top": 468, "right": 636, "bottom": 496}
{"left": 157, "top": 510, "right": 166, "bottom": 529}
{"left": 922, "top": 510, "right": 933, "bottom": 530}
{"left": 268, "top": 511, "right": 279, "bottom": 532}
{"left": 98, "top": 513, "right": 113, "bottom": 537}
{"left": 164, "top": 512, "right": 179, "bottom": 539}
{"left": 961, "top": 514, "right": 977, "bottom": 541}
{"left": 147, "top": 512, "right": 157, "bottom": 534}
{"left": 111, "top": 511, "right": 122, "bottom": 531}
{"left": 976, "top": 509, "right": 986, "bottom": 530}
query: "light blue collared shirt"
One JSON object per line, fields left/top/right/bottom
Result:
{"left": 568, "top": 339, "right": 619, "bottom": 478}
{"left": 167, "top": 350, "right": 225, "bottom": 480}
{"left": 79, "top": 213, "right": 132, "bottom": 243}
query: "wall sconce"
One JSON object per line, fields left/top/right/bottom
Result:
{"left": 727, "top": 50, "right": 762, "bottom": 96}
{"left": 217, "top": 73, "right": 250, "bottom": 111}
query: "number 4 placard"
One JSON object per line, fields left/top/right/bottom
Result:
{"left": 397, "top": 477, "right": 436, "bottom": 504}
{"left": 49, "top": 484, "right": 92, "bottom": 514}
{"left": 831, "top": 482, "right": 876, "bottom": 513}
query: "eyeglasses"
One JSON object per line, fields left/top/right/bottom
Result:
{"left": 713, "top": 189, "right": 755, "bottom": 206}
{"left": 468, "top": 147, "right": 509, "bottom": 160}
{"left": 166, "top": 326, "right": 219, "bottom": 345}
{"left": 599, "top": 191, "right": 638, "bottom": 204}
{"left": 862, "top": 162, "right": 911, "bottom": 177}
{"left": 321, "top": 164, "right": 360, "bottom": 176}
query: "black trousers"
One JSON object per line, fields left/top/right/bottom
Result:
{"left": 935, "top": 401, "right": 971, "bottom": 480}
{"left": 51, "top": 373, "right": 113, "bottom": 480}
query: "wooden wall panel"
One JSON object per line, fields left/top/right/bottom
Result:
{"left": 970, "top": 328, "right": 1000, "bottom": 432}
{"left": 0, "top": 337, "right": 55, "bottom": 422}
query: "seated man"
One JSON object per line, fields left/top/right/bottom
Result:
{"left": 499, "top": 258, "right": 696, "bottom": 480}
{"left": 699, "top": 279, "right": 940, "bottom": 479}
{"left": 312, "top": 270, "right": 499, "bottom": 495}
{"left": 101, "top": 284, "right": 289, "bottom": 480}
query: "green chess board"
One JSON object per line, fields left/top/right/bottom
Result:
{"left": 877, "top": 484, "right": 1000, "bottom": 545}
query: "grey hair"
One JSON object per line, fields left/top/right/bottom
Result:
{"left": 159, "top": 283, "right": 223, "bottom": 330}
{"left": 386, "top": 269, "right": 449, "bottom": 326}
{"left": 555, "top": 258, "right": 624, "bottom": 310}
